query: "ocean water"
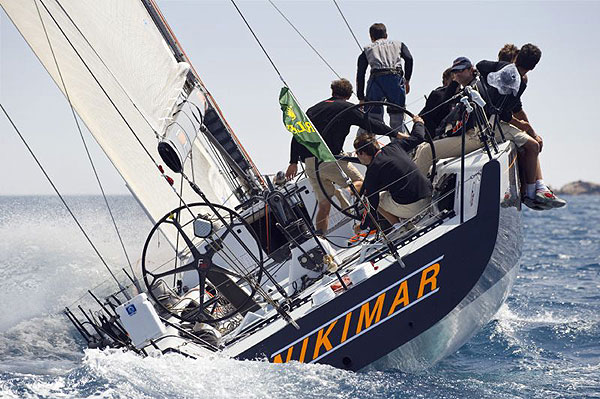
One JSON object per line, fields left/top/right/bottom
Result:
{"left": 0, "top": 195, "right": 598, "bottom": 399}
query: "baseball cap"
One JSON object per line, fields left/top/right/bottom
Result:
{"left": 450, "top": 57, "right": 473, "bottom": 72}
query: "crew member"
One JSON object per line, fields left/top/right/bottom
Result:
{"left": 356, "top": 23, "right": 413, "bottom": 131}
{"left": 477, "top": 44, "right": 566, "bottom": 209}
{"left": 498, "top": 43, "right": 519, "bottom": 63}
{"left": 286, "top": 78, "right": 404, "bottom": 235}
{"left": 412, "top": 57, "right": 483, "bottom": 176}
{"left": 419, "top": 67, "right": 460, "bottom": 138}
{"left": 354, "top": 116, "right": 431, "bottom": 231}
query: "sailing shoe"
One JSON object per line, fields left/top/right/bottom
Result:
{"left": 522, "top": 196, "right": 547, "bottom": 211}
{"left": 348, "top": 229, "right": 377, "bottom": 244}
{"left": 535, "top": 189, "right": 567, "bottom": 209}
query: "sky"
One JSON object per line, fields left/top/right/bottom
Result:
{"left": 1, "top": 0, "right": 599, "bottom": 195}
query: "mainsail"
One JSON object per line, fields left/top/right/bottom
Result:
{"left": 1, "top": 0, "right": 259, "bottom": 244}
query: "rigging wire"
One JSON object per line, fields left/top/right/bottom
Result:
{"left": 230, "top": 0, "right": 289, "bottom": 87}
{"left": 36, "top": 0, "right": 197, "bottom": 220}
{"left": 331, "top": 0, "right": 362, "bottom": 51}
{"left": 0, "top": 103, "right": 130, "bottom": 299}
{"left": 267, "top": 0, "right": 342, "bottom": 80}
{"left": 54, "top": 0, "right": 260, "bottom": 195}
{"left": 147, "top": 0, "right": 266, "bottom": 190}
{"left": 33, "top": 0, "right": 138, "bottom": 286}
{"left": 230, "top": 0, "right": 401, "bottom": 262}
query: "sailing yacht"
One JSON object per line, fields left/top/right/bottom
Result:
{"left": 1, "top": 0, "right": 522, "bottom": 371}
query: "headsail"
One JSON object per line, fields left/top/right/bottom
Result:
{"left": 1, "top": 0, "right": 260, "bottom": 245}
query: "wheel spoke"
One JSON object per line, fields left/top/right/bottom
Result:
{"left": 152, "top": 260, "right": 198, "bottom": 280}
{"left": 198, "top": 274, "right": 206, "bottom": 310}
{"left": 141, "top": 201, "right": 264, "bottom": 325}
{"left": 211, "top": 263, "right": 244, "bottom": 279}
{"left": 171, "top": 218, "right": 201, "bottom": 258}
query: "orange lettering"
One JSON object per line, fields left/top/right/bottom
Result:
{"left": 340, "top": 312, "right": 353, "bottom": 343}
{"left": 313, "top": 320, "right": 338, "bottom": 359}
{"left": 272, "top": 345, "right": 294, "bottom": 363}
{"left": 298, "top": 337, "right": 309, "bottom": 363}
{"left": 356, "top": 293, "right": 385, "bottom": 334}
{"left": 388, "top": 280, "right": 409, "bottom": 316}
{"left": 417, "top": 263, "right": 440, "bottom": 298}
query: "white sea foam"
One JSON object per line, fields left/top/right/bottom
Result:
{"left": 1, "top": 196, "right": 599, "bottom": 399}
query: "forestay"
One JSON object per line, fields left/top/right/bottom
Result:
{"left": 1, "top": 0, "right": 239, "bottom": 245}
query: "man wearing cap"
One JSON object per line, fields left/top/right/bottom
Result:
{"left": 412, "top": 57, "right": 484, "bottom": 175}
{"left": 477, "top": 43, "right": 566, "bottom": 210}
{"left": 419, "top": 67, "right": 460, "bottom": 138}
{"left": 356, "top": 23, "right": 413, "bottom": 132}
{"left": 353, "top": 116, "right": 431, "bottom": 232}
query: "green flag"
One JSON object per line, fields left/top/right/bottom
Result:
{"left": 279, "top": 87, "right": 335, "bottom": 162}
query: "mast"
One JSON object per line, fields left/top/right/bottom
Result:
{"left": 1, "top": 0, "right": 265, "bottom": 248}
{"left": 142, "top": 0, "right": 265, "bottom": 198}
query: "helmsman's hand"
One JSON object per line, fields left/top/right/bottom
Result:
{"left": 285, "top": 163, "right": 298, "bottom": 180}
{"left": 413, "top": 115, "right": 424, "bottom": 124}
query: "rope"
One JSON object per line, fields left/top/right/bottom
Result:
{"left": 34, "top": 0, "right": 138, "bottom": 285}
{"left": 0, "top": 103, "right": 129, "bottom": 298}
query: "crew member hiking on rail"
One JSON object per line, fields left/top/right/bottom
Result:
{"left": 356, "top": 23, "right": 413, "bottom": 132}
{"left": 354, "top": 116, "right": 431, "bottom": 233}
{"left": 285, "top": 78, "right": 398, "bottom": 235}
{"left": 476, "top": 43, "right": 566, "bottom": 210}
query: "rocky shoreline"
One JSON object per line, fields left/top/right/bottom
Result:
{"left": 554, "top": 180, "right": 600, "bottom": 195}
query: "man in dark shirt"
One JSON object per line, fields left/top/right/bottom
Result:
{"left": 285, "top": 78, "right": 409, "bottom": 234}
{"left": 477, "top": 44, "right": 565, "bottom": 209}
{"left": 356, "top": 23, "right": 413, "bottom": 131}
{"left": 498, "top": 43, "right": 519, "bottom": 63}
{"left": 354, "top": 116, "right": 432, "bottom": 231}
{"left": 413, "top": 57, "right": 484, "bottom": 175}
{"left": 419, "top": 67, "right": 460, "bottom": 137}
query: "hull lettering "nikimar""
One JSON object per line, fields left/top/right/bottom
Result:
{"left": 271, "top": 256, "right": 443, "bottom": 364}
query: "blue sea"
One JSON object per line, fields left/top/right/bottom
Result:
{"left": 0, "top": 195, "right": 598, "bottom": 399}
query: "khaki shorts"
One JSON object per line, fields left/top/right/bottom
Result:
{"left": 305, "top": 156, "right": 363, "bottom": 202}
{"left": 490, "top": 116, "right": 531, "bottom": 148}
{"left": 413, "top": 128, "right": 483, "bottom": 175}
{"left": 379, "top": 192, "right": 431, "bottom": 219}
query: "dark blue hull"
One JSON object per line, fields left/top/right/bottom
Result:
{"left": 237, "top": 157, "right": 523, "bottom": 371}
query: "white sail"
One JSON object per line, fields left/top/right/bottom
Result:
{"left": 1, "top": 0, "right": 239, "bottom": 240}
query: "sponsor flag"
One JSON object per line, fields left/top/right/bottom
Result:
{"left": 279, "top": 87, "right": 335, "bottom": 162}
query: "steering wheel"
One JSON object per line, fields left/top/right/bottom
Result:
{"left": 313, "top": 153, "right": 364, "bottom": 221}
{"left": 141, "top": 202, "right": 264, "bottom": 324}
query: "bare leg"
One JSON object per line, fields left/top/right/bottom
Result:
{"left": 517, "top": 149, "right": 527, "bottom": 196}
{"left": 377, "top": 207, "right": 399, "bottom": 226}
{"left": 520, "top": 138, "right": 540, "bottom": 184}
{"left": 352, "top": 180, "right": 363, "bottom": 194}
{"left": 315, "top": 201, "right": 331, "bottom": 233}
{"left": 333, "top": 189, "right": 350, "bottom": 209}
{"left": 535, "top": 158, "right": 543, "bottom": 180}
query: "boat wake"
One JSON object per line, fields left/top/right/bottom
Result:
{"left": 1, "top": 197, "right": 598, "bottom": 399}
